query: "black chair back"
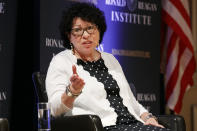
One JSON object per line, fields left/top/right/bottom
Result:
{"left": 32, "top": 72, "right": 48, "bottom": 103}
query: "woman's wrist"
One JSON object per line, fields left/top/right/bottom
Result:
{"left": 144, "top": 113, "right": 158, "bottom": 122}
{"left": 61, "top": 92, "right": 75, "bottom": 109}
{"left": 62, "top": 84, "right": 82, "bottom": 109}
{"left": 65, "top": 84, "right": 82, "bottom": 98}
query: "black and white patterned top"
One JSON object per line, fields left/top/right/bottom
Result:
{"left": 77, "top": 58, "right": 170, "bottom": 131}
{"left": 77, "top": 58, "right": 138, "bottom": 125}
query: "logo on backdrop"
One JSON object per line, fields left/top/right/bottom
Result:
{"left": 105, "top": 0, "right": 158, "bottom": 26}
{"left": 0, "top": 2, "right": 5, "bottom": 14}
{"left": 45, "top": 37, "right": 65, "bottom": 49}
{"left": 112, "top": 48, "right": 150, "bottom": 58}
{"left": 45, "top": 37, "right": 65, "bottom": 58}
{"left": 137, "top": 93, "right": 156, "bottom": 102}
{"left": 127, "top": 0, "right": 137, "bottom": 12}
{"left": 137, "top": 93, "right": 157, "bottom": 111}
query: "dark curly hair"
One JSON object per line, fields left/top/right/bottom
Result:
{"left": 59, "top": 2, "right": 107, "bottom": 49}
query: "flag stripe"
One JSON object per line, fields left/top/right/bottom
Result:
{"left": 166, "top": 38, "right": 186, "bottom": 102}
{"left": 169, "top": 0, "right": 191, "bottom": 27}
{"left": 162, "top": 0, "right": 195, "bottom": 51}
{"left": 162, "top": 10, "right": 194, "bottom": 52}
{"left": 165, "top": 33, "right": 179, "bottom": 86}
{"left": 174, "top": 55, "right": 195, "bottom": 113}
{"left": 166, "top": 32, "right": 178, "bottom": 65}
{"left": 167, "top": 47, "right": 190, "bottom": 110}
{"left": 162, "top": 0, "right": 196, "bottom": 113}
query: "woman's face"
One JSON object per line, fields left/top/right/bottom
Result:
{"left": 69, "top": 17, "right": 100, "bottom": 56}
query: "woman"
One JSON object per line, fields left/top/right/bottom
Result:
{"left": 46, "top": 2, "right": 170, "bottom": 131}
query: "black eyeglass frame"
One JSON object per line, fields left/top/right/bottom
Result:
{"left": 71, "top": 25, "right": 97, "bottom": 36}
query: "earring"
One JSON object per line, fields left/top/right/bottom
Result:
{"left": 96, "top": 43, "right": 99, "bottom": 49}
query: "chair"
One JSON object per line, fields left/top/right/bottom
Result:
{"left": 0, "top": 118, "right": 9, "bottom": 131}
{"left": 32, "top": 72, "right": 186, "bottom": 131}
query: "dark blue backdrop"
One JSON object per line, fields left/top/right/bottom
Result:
{"left": 0, "top": 0, "right": 17, "bottom": 120}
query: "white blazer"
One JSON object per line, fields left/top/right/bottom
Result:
{"left": 46, "top": 49, "right": 148, "bottom": 127}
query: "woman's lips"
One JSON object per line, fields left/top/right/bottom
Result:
{"left": 82, "top": 41, "right": 92, "bottom": 47}
{"left": 82, "top": 41, "right": 92, "bottom": 45}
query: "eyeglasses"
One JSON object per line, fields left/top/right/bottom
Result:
{"left": 71, "top": 25, "right": 97, "bottom": 36}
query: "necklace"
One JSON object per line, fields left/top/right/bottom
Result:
{"left": 73, "top": 49, "right": 100, "bottom": 62}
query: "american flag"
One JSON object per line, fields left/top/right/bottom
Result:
{"left": 161, "top": 0, "right": 196, "bottom": 113}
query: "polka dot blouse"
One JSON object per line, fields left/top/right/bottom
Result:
{"left": 77, "top": 58, "right": 171, "bottom": 131}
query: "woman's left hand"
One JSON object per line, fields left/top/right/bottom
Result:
{"left": 141, "top": 112, "right": 164, "bottom": 128}
{"left": 144, "top": 118, "right": 164, "bottom": 128}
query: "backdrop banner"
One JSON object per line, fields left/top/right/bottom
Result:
{"left": 40, "top": 0, "right": 161, "bottom": 114}
{"left": 0, "top": 0, "right": 17, "bottom": 119}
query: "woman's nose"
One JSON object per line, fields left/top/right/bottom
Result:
{"left": 82, "top": 30, "right": 90, "bottom": 38}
